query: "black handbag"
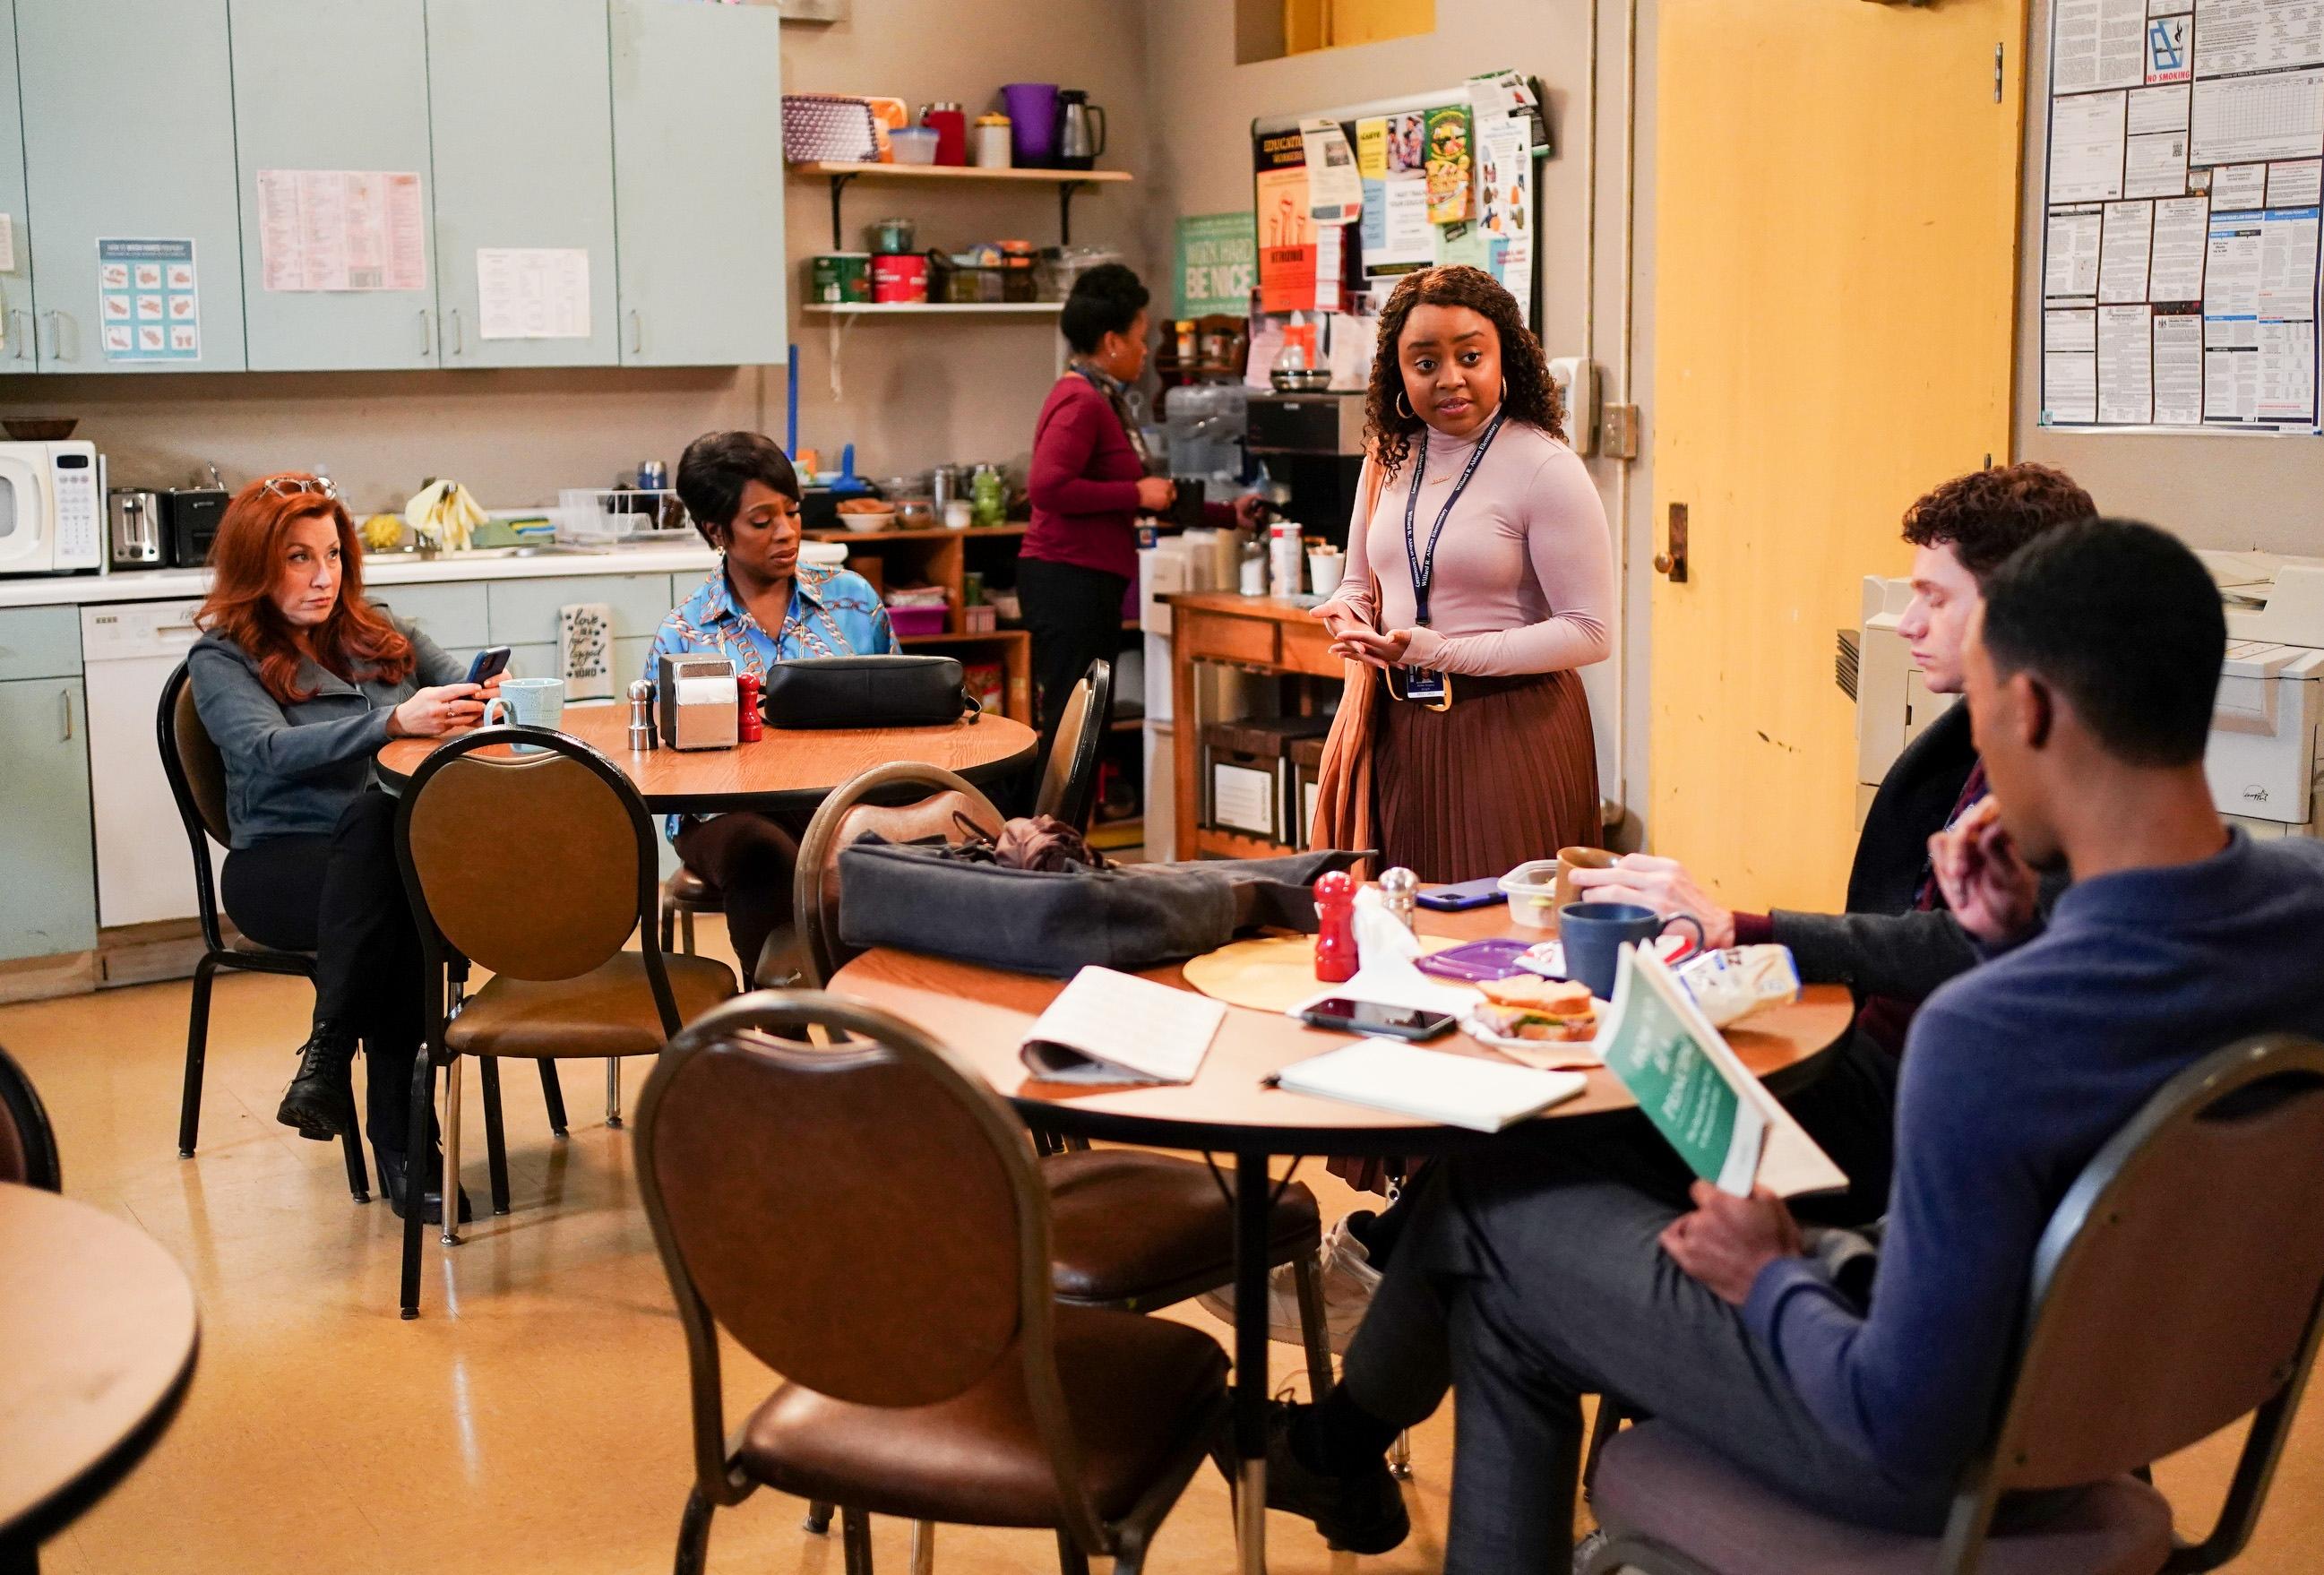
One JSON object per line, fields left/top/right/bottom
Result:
{"left": 759, "top": 654, "right": 980, "bottom": 729}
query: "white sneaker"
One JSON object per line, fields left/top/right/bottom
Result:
{"left": 1195, "top": 1214, "right": 1382, "bottom": 1353}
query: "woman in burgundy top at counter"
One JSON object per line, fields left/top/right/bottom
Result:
{"left": 1021, "top": 263, "right": 1262, "bottom": 747}
{"left": 1311, "top": 265, "right": 1614, "bottom": 880}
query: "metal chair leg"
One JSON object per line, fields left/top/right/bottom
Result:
{"left": 675, "top": 1486, "right": 715, "bottom": 1575}
{"left": 178, "top": 953, "right": 218, "bottom": 1158}
{"left": 660, "top": 899, "right": 676, "bottom": 956}
{"left": 478, "top": 1058, "right": 512, "bottom": 1216}
{"left": 340, "top": 1127, "right": 371, "bottom": 1203}
{"left": 804, "top": 1502, "right": 834, "bottom": 1536}
{"left": 400, "top": 1045, "right": 434, "bottom": 1320}
{"left": 909, "top": 1520, "right": 934, "bottom": 1575}
{"left": 538, "top": 1061, "right": 568, "bottom": 1137}
{"left": 1054, "top": 1529, "right": 1092, "bottom": 1575}
{"left": 1292, "top": 1251, "right": 1335, "bottom": 1400}
{"left": 1390, "top": 1428, "right": 1412, "bottom": 1481}
{"left": 681, "top": 908, "right": 696, "bottom": 955}
{"left": 606, "top": 1059, "right": 624, "bottom": 1129}
{"left": 841, "top": 1508, "right": 874, "bottom": 1575}
{"left": 441, "top": 1057, "right": 464, "bottom": 1247}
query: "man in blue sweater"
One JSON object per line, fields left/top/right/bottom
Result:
{"left": 1258, "top": 519, "right": 2324, "bottom": 1569}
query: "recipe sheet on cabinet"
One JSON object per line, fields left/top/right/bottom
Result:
{"left": 2037, "top": 0, "right": 2323, "bottom": 434}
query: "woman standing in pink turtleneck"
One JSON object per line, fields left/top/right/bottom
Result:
{"left": 1310, "top": 266, "right": 1614, "bottom": 880}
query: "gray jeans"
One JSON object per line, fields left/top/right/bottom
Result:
{"left": 1338, "top": 1138, "right": 1953, "bottom": 1572}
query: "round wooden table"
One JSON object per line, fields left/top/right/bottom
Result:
{"left": 374, "top": 701, "right": 1038, "bottom": 814}
{"left": 830, "top": 903, "right": 1853, "bottom": 1575}
{"left": 0, "top": 1186, "right": 199, "bottom": 1571}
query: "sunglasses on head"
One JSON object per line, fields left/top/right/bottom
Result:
{"left": 257, "top": 474, "right": 339, "bottom": 501}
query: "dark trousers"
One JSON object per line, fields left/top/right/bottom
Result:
{"left": 220, "top": 790, "right": 426, "bottom": 1152}
{"left": 1340, "top": 1139, "right": 1953, "bottom": 1571}
{"left": 1016, "top": 556, "right": 1124, "bottom": 750}
{"left": 673, "top": 811, "right": 803, "bottom": 979}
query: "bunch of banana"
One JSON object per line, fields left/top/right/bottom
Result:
{"left": 403, "top": 478, "right": 486, "bottom": 552}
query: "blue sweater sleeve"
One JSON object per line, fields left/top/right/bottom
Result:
{"left": 1742, "top": 996, "right": 2047, "bottom": 1484}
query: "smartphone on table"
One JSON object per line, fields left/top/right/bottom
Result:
{"left": 1298, "top": 998, "right": 1459, "bottom": 1042}
{"left": 1414, "top": 876, "right": 1506, "bottom": 912}
{"left": 464, "top": 646, "right": 512, "bottom": 686}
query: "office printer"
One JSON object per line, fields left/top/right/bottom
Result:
{"left": 2197, "top": 552, "right": 2324, "bottom": 839}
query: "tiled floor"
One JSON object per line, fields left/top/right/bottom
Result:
{"left": 5, "top": 958, "right": 2322, "bottom": 1574}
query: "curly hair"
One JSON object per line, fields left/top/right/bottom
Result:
{"left": 1364, "top": 265, "right": 1563, "bottom": 478}
{"left": 1899, "top": 462, "right": 2096, "bottom": 585}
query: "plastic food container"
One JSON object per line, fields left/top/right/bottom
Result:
{"left": 888, "top": 126, "right": 939, "bottom": 165}
{"left": 867, "top": 217, "right": 917, "bottom": 254}
{"left": 885, "top": 603, "right": 947, "bottom": 637}
{"left": 1497, "top": 859, "right": 1563, "bottom": 930}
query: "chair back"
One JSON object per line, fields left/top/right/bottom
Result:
{"left": 0, "top": 1043, "right": 59, "bottom": 1191}
{"left": 1942, "top": 1035, "right": 2324, "bottom": 1567}
{"left": 1034, "top": 658, "right": 1112, "bottom": 832}
{"left": 636, "top": 992, "right": 1104, "bottom": 1542}
{"left": 792, "top": 762, "right": 1003, "bottom": 986}
{"left": 158, "top": 661, "right": 231, "bottom": 950}
{"left": 396, "top": 727, "right": 677, "bottom": 1018}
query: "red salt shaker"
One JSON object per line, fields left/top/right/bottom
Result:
{"left": 1313, "top": 868, "right": 1357, "bottom": 983}
{"left": 736, "top": 670, "right": 763, "bottom": 742}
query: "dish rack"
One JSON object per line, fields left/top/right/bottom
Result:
{"left": 553, "top": 487, "right": 695, "bottom": 546}
{"left": 782, "top": 94, "right": 882, "bottom": 164}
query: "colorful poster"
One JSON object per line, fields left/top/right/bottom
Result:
{"left": 1255, "top": 130, "right": 1318, "bottom": 314}
{"left": 1477, "top": 115, "right": 1535, "bottom": 321}
{"left": 1175, "top": 211, "right": 1258, "bottom": 318}
{"left": 1356, "top": 117, "right": 1390, "bottom": 180}
{"left": 1424, "top": 104, "right": 1474, "bottom": 223}
{"left": 1300, "top": 118, "right": 1364, "bottom": 226}
{"left": 97, "top": 238, "right": 199, "bottom": 363}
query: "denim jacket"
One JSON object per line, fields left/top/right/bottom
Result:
{"left": 187, "top": 615, "right": 464, "bottom": 848}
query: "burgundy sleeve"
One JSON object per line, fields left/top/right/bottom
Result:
{"left": 1028, "top": 392, "right": 1141, "bottom": 516}
{"left": 1732, "top": 911, "right": 1777, "bottom": 946}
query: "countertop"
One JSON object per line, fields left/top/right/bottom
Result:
{"left": 0, "top": 545, "right": 722, "bottom": 610}
{"left": 1159, "top": 591, "right": 1328, "bottom": 624}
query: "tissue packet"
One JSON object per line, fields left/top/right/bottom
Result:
{"left": 1675, "top": 945, "right": 1802, "bottom": 1028}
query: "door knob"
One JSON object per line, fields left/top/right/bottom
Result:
{"left": 1656, "top": 503, "right": 1690, "bottom": 582}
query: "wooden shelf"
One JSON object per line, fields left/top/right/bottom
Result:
{"left": 1087, "top": 819, "right": 1145, "bottom": 852}
{"left": 1107, "top": 715, "right": 1145, "bottom": 734}
{"left": 801, "top": 302, "right": 1063, "bottom": 318}
{"left": 790, "top": 161, "right": 1133, "bottom": 185}
{"left": 899, "top": 630, "right": 1029, "bottom": 646}
{"left": 809, "top": 524, "right": 1026, "bottom": 542}
{"left": 1193, "top": 827, "right": 1294, "bottom": 860}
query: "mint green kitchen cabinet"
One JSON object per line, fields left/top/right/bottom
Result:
{"left": 0, "top": 0, "right": 35, "bottom": 373}
{"left": 0, "top": 676, "right": 95, "bottom": 960}
{"left": 16, "top": 0, "right": 247, "bottom": 374}
{"left": 229, "top": 0, "right": 441, "bottom": 372}
{"left": 425, "top": 0, "right": 619, "bottom": 369}
{"left": 609, "top": 0, "right": 787, "bottom": 368}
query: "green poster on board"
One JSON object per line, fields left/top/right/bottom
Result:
{"left": 1175, "top": 211, "right": 1258, "bottom": 318}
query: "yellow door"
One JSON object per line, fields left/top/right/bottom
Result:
{"left": 1648, "top": 0, "right": 2027, "bottom": 910}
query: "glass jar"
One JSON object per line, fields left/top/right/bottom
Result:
{"left": 970, "top": 464, "right": 1005, "bottom": 528}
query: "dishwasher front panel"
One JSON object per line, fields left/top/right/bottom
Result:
{"left": 82, "top": 599, "right": 218, "bottom": 929}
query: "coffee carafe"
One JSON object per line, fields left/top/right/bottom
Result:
{"left": 1056, "top": 90, "right": 1106, "bottom": 170}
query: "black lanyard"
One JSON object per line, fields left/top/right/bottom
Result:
{"left": 1401, "top": 409, "right": 1506, "bottom": 627}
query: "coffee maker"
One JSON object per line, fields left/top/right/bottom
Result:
{"left": 1244, "top": 391, "right": 1365, "bottom": 547}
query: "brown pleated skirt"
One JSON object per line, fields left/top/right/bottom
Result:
{"left": 1371, "top": 667, "right": 1601, "bottom": 882}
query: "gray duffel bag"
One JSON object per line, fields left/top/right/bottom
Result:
{"left": 836, "top": 836, "right": 1367, "bottom": 977}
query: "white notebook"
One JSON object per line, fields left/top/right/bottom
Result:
{"left": 1020, "top": 967, "right": 1227, "bottom": 1086}
{"left": 1270, "top": 1038, "right": 1588, "bottom": 1132}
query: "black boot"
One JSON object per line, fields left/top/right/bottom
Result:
{"left": 277, "top": 1021, "right": 358, "bottom": 1140}
{"left": 373, "top": 1143, "right": 473, "bottom": 1226}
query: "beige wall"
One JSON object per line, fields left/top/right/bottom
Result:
{"left": 0, "top": 1, "right": 1151, "bottom": 518}
{"left": 2012, "top": 12, "right": 2324, "bottom": 553}
{"left": 1138, "top": 0, "right": 1659, "bottom": 827}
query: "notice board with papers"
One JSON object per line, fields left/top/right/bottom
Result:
{"left": 2036, "top": 0, "right": 2323, "bottom": 435}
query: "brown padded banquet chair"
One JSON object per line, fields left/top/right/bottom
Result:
{"left": 1033, "top": 658, "right": 1113, "bottom": 835}
{"left": 638, "top": 991, "right": 1230, "bottom": 1575}
{"left": 0, "top": 1042, "right": 60, "bottom": 1191}
{"left": 1584, "top": 1034, "right": 2324, "bottom": 1575}
{"left": 790, "top": 762, "right": 1336, "bottom": 1392}
{"left": 393, "top": 726, "right": 736, "bottom": 1319}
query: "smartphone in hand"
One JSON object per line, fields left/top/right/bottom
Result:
{"left": 464, "top": 646, "right": 512, "bottom": 686}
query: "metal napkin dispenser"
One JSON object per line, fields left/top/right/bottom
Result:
{"left": 656, "top": 653, "right": 740, "bottom": 751}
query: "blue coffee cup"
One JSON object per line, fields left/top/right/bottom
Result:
{"left": 482, "top": 676, "right": 564, "bottom": 754}
{"left": 1558, "top": 901, "right": 1707, "bottom": 1001}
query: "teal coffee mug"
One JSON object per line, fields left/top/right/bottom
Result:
{"left": 482, "top": 676, "right": 564, "bottom": 753}
{"left": 1558, "top": 900, "right": 1707, "bottom": 1002}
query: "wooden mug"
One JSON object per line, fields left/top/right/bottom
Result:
{"left": 1554, "top": 845, "right": 1616, "bottom": 911}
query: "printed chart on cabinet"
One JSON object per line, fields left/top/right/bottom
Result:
{"left": 2038, "top": 0, "right": 2323, "bottom": 434}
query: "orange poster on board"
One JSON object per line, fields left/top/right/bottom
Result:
{"left": 1254, "top": 132, "right": 1317, "bottom": 314}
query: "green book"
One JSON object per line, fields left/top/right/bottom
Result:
{"left": 1597, "top": 944, "right": 1847, "bottom": 1198}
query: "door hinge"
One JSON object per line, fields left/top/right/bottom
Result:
{"left": 1994, "top": 43, "right": 2005, "bottom": 102}
{"left": 1600, "top": 403, "right": 1642, "bottom": 460}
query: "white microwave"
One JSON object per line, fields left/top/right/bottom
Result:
{"left": 0, "top": 439, "right": 103, "bottom": 575}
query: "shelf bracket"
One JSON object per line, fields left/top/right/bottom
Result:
{"left": 1058, "top": 179, "right": 1089, "bottom": 246}
{"left": 827, "top": 171, "right": 859, "bottom": 251}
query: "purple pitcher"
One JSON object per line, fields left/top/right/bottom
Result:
{"left": 1001, "top": 82, "right": 1059, "bottom": 168}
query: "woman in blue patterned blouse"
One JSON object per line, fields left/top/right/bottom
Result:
{"left": 649, "top": 430, "right": 893, "bottom": 976}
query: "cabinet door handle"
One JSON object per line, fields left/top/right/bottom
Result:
{"left": 629, "top": 310, "right": 642, "bottom": 355}
{"left": 39, "top": 310, "right": 61, "bottom": 361}
{"left": 59, "top": 690, "right": 73, "bottom": 742}
{"left": 418, "top": 308, "right": 433, "bottom": 357}
{"left": 448, "top": 307, "right": 463, "bottom": 356}
{"left": 9, "top": 310, "right": 27, "bottom": 360}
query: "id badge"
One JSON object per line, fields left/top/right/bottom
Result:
{"left": 1401, "top": 666, "right": 1449, "bottom": 705}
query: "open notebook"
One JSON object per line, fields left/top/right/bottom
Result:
{"left": 1019, "top": 967, "right": 1227, "bottom": 1086}
{"left": 1270, "top": 1040, "right": 1588, "bottom": 1132}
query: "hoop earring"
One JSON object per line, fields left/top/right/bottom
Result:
{"left": 1500, "top": 378, "right": 1509, "bottom": 404}
{"left": 1396, "top": 390, "right": 1414, "bottom": 421}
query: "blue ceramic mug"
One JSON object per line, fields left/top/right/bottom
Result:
{"left": 482, "top": 676, "right": 564, "bottom": 754}
{"left": 1558, "top": 901, "right": 1707, "bottom": 1002}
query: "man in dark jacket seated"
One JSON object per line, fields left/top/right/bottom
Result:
{"left": 1257, "top": 519, "right": 2324, "bottom": 1568}
{"left": 1571, "top": 462, "right": 2095, "bottom": 1219}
